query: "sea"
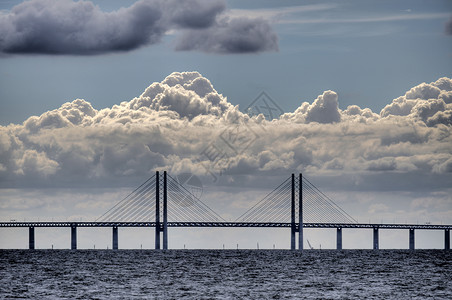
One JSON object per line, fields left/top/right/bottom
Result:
{"left": 0, "top": 249, "right": 451, "bottom": 299}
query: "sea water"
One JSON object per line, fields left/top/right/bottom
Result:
{"left": 0, "top": 250, "right": 450, "bottom": 299}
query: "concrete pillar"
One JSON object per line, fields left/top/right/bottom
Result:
{"left": 409, "top": 229, "right": 415, "bottom": 250}
{"left": 298, "top": 173, "right": 303, "bottom": 250}
{"left": 373, "top": 227, "right": 379, "bottom": 250}
{"left": 155, "top": 171, "right": 160, "bottom": 250}
{"left": 290, "top": 174, "right": 295, "bottom": 250}
{"left": 29, "top": 227, "right": 35, "bottom": 250}
{"left": 71, "top": 225, "right": 77, "bottom": 250}
{"left": 163, "top": 171, "right": 168, "bottom": 250}
{"left": 337, "top": 228, "right": 342, "bottom": 250}
{"left": 112, "top": 226, "right": 118, "bottom": 250}
{"left": 445, "top": 229, "right": 450, "bottom": 250}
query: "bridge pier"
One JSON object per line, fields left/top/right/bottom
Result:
{"left": 337, "top": 228, "right": 342, "bottom": 250}
{"left": 373, "top": 227, "right": 379, "bottom": 250}
{"left": 155, "top": 171, "right": 160, "bottom": 250}
{"left": 444, "top": 229, "right": 450, "bottom": 250}
{"left": 113, "top": 226, "right": 118, "bottom": 250}
{"left": 29, "top": 227, "right": 35, "bottom": 250}
{"left": 71, "top": 225, "right": 77, "bottom": 250}
{"left": 409, "top": 229, "right": 415, "bottom": 250}
{"left": 445, "top": 229, "right": 450, "bottom": 250}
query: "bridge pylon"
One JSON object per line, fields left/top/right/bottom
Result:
{"left": 290, "top": 173, "right": 304, "bottom": 250}
{"left": 155, "top": 171, "right": 168, "bottom": 250}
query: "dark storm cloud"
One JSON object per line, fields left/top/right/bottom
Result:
{"left": 175, "top": 17, "right": 279, "bottom": 54}
{"left": 0, "top": 0, "right": 278, "bottom": 55}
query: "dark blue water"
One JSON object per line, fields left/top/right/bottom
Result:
{"left": 0, "top": 250, "right": 451, "bottom": 299}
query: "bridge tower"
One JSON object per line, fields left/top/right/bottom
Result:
{"left": 290, "top": 173, "right": 303, "bottom": 250}
{"left": 163, "top": 171, "right": 168, "bottom": 250}
{"left": 298, "top": 173, "right": 303, "bottom": 250}
{"left": 154, "top": 171, "right": 168, "bottom": 250}
{"left": 155, "top": 171, "right": 160, "bottom": 249}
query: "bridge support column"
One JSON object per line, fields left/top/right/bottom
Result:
{"left": 163, "top": 171, "right": 168, "bottom": 250}
{"left": 112, "top": 226, "right": 118, "bottom": 250}
{"left": 29, "top": 227, "right": 35, "bottom": 250}
{"left": 409, "top": 229, "right": 415, "bottom": 250}
{"left": 445, "top": 229, "right": 450, "bottom": 250}
{"left": 298, "top": 173, "right": 303, "bottom": 250}
{"left": 290, "top": 174, "right": 296, "bottom": 250}
{"left": 373, "top": 227, "right": 379, "bottom": 250}
{"left": 71, "top": 225, "right": 77, "bottom": 250}
{"left": 155, "top": 171, "right": 160, "bottom": 250}
{"left": 337, "top": 228, "right": 342, "bottom": 250}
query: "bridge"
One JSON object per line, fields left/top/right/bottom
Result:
{"left": 1, "top": 171, "right": 451, "bottom": 250}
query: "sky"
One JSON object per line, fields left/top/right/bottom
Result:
{"left": 0, "top": 0, "right": 451, "bottom": 249}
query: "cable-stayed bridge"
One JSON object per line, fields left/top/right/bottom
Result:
{"left": 1, "top": 172, "right": 451, "bottom": 250}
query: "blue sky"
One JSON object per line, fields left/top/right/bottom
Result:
{"left": 1, "top": 0, "right": 451, "bottom": 125}
{"left": 0, "top": 0, "right": 451, "bottom": 249}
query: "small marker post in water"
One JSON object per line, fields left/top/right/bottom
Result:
{"left": 141, "top": 244, "right": 142, "bottom": 250}
{"left": 223, "top": 244, "right": 225, "bottom": 250}
{"left": 184, "top": 244, "right": 186, "bottom": 250}
{"left": 273, "top": 244, "right": 275, "bottom": 250}
{"left": 237, "top": 244, "right": 239, "bottom": 250}
{"left": 257, "top": 242, "right": 259, "bottom": 250}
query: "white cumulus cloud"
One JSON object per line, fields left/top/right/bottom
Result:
{"left": 0, "top": 72, "right": 451, "bottom": 193}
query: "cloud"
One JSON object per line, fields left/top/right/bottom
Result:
{"left": 0, "top": 0, "right": 164, "bottom": 55}
{"left": 446, "top": 16, "right": 452, "bottom": 35}
{"left": 133, "top": 71, "right": 233, "bottom": 118}
{"left": 174, "top": 17, "right": 278, "bottom": 54}
{"left": 380, "top": 77, "right": 452, "bottom": 126}
{"left": 280, "top": 12, "right": 450, "bottom": 25}
{"left": 0, "top": 72, "right": 451, "bottom": 192}
{"left": 0, "top": 0, "right": 277, "bottom": 55}
{"left": 280, "top": 90, "right": 341, "bottom": 124}
{"left": 164, "top": 0, "right": 225, "bottom": 29}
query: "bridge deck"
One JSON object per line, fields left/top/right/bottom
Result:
{"left": 0, "top": 222, "right": 450, "bottom": 230}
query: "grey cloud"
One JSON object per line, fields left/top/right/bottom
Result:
{"left": 0, "top": 0, "right": 277, "bottom": 55}
{"left": 446, "top": 16, "right": 452, "bottom": 35}
{"left": 175, "top": 17, "right": 279, "bottom": 54}
{"left": 427, "top": 110, "right": 452, "bottom": 126}
{"left": 434, "top": 157, "right": 452, "bottom": 173}
{"left": 0, "top": 72, "right": 451, "bottom": 190}
{"left": 0, "top": 0, "right": 164, "bottom": 55}
{"left": 165, "top": 0, "right": 225, "bottom": 29}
